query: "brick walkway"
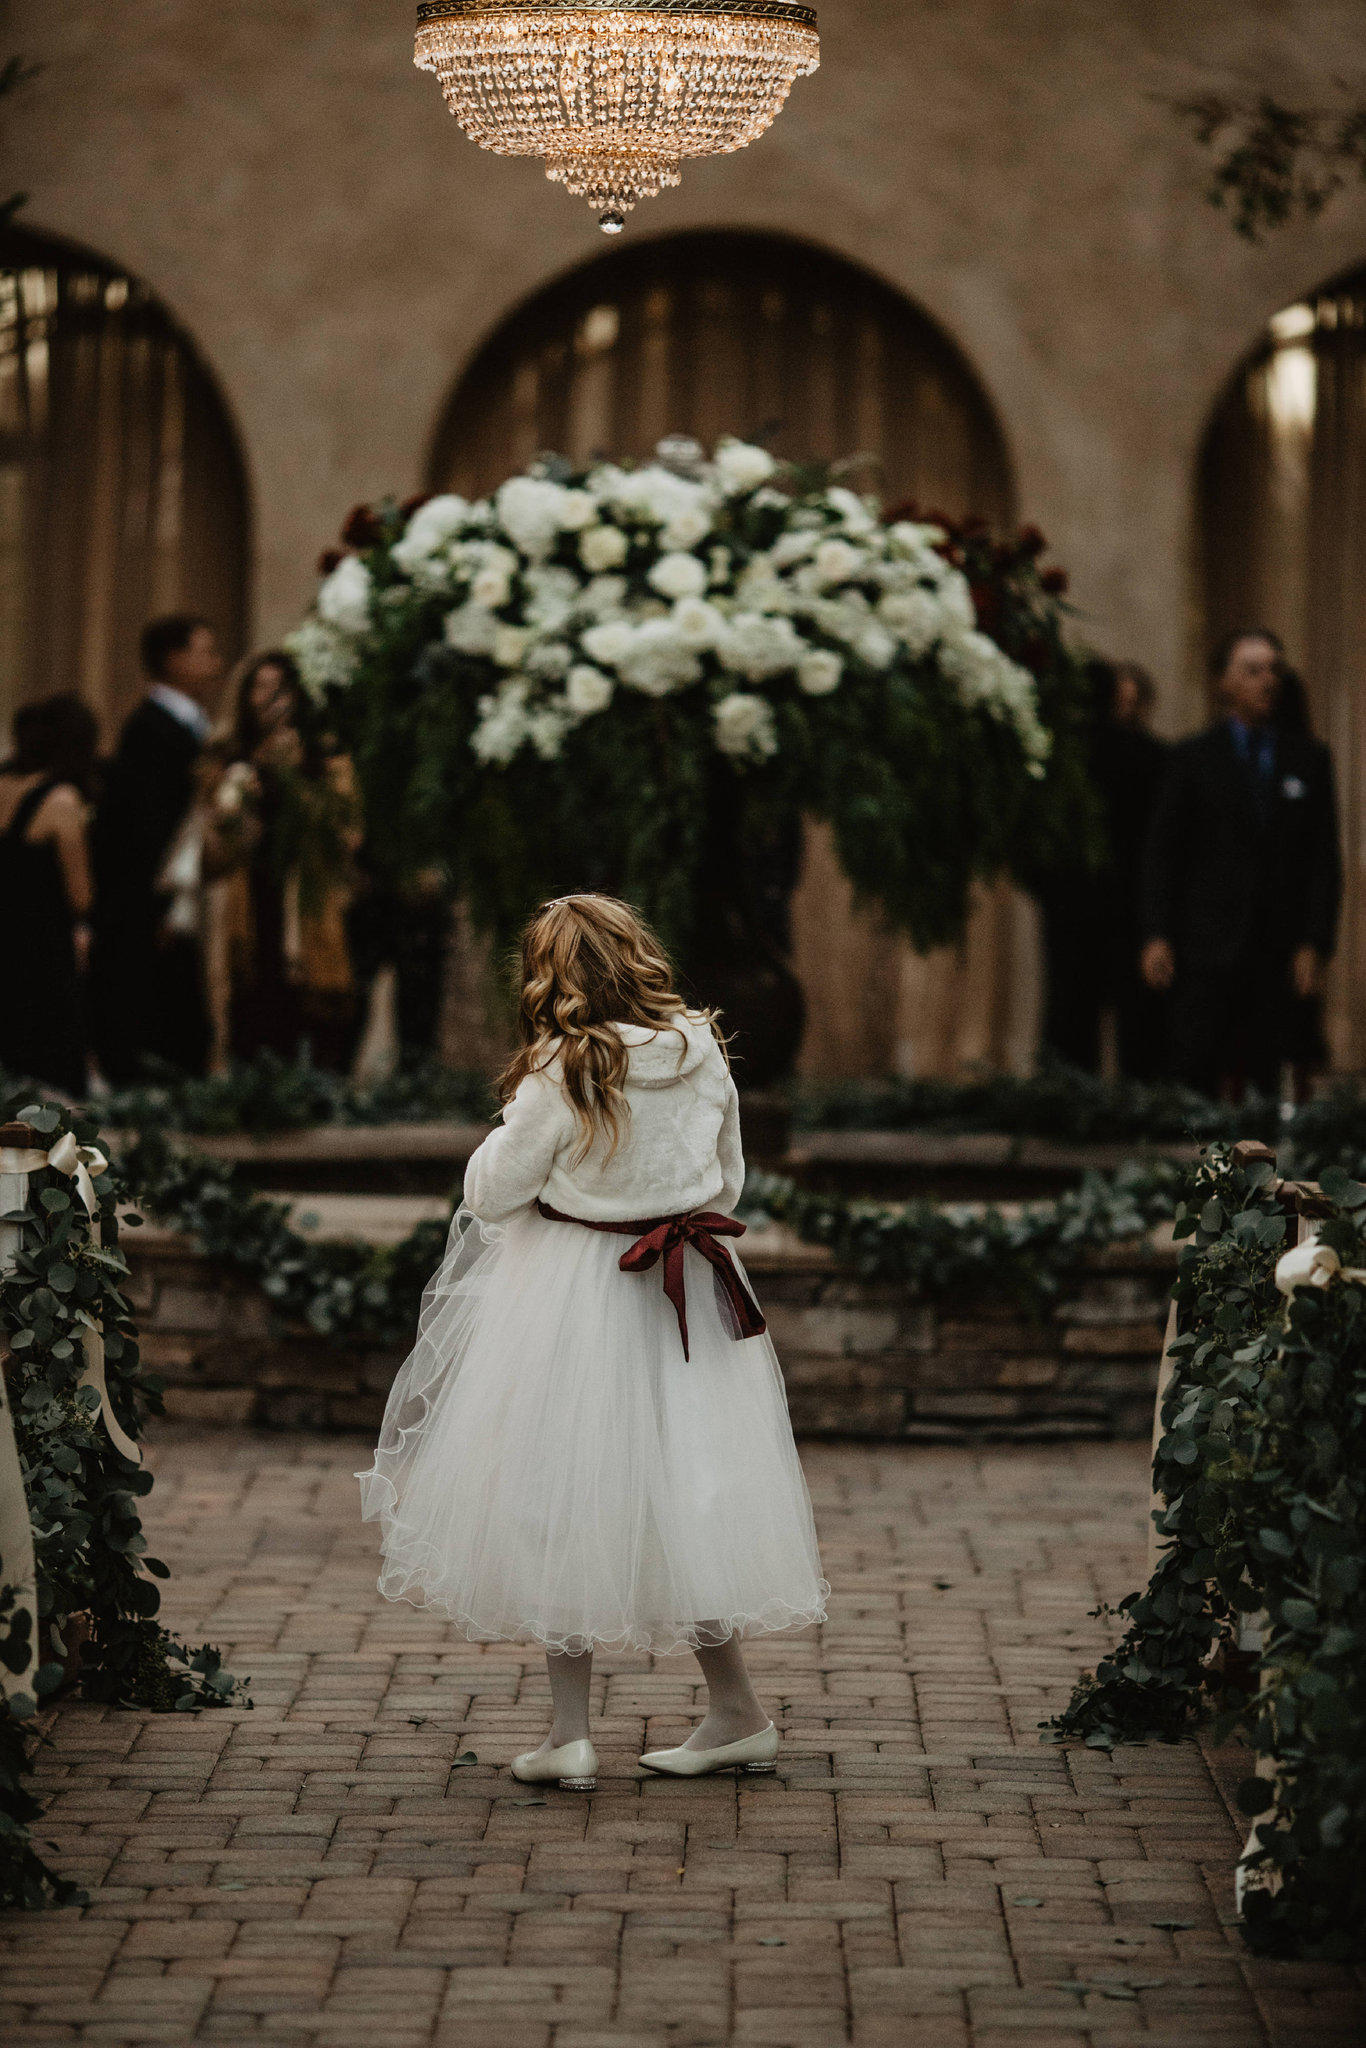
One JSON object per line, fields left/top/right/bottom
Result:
{"left": 2, "top": 1429, "right": 1362, "bottom": 2047}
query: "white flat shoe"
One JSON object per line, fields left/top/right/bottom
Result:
{"left": 639, "top": 1722, "right": 779, "bottom": 1777}
{"left": 509, "top": 1738, "right": 598, "bottom": 1791}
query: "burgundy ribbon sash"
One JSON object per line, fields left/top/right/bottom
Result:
{"left": 535, "top": 1199, "right": 766, "bottom": 1361}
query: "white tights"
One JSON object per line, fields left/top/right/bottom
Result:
{"left": 545, "top": 1629, "right": 768, "bottom": 1751}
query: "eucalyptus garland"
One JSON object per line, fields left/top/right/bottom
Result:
{"left": 0, "top": 1096, "right": 249, "bottom": 1909}
{"left": 288, "top": 444, "right": 1099, "bottom": 968}
{"left": 1052, "top": 1146, "right": 1366, "bottom": 1960}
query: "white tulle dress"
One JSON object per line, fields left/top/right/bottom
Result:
{"left": 357, "top": 1013, "right": 828, "bottom": 1655}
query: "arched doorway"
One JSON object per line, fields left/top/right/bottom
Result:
{"left": 1196, "top": 268, "right": 1366, "bottom": 1068}
{"left": 0, "top": 224, "right": 250, "bottom": 739}
{"left": 432, "top": 232, "right": 1032, "bottom": 1079}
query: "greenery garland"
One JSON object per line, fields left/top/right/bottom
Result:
{"left": 0, "top": 1095, "right": 250, "bottom": 1910}
{"left": 1051, "top": 1146, "right": 1366, "bottom": 1960}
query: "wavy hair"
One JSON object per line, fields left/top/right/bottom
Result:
{"left": 499, "top": 894, "right": 725, "bottom": 1164}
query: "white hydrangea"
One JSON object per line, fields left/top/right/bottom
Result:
{"left": 578, "top": 524, "right": 629, "bottom": 573}
{"left": 316, "top": 555, "right": 373, "bottom": 635}
{"left": 523, "top": 564, "right": 580, "bottom": 631}
{"left": 648, "top": 551, "right": 708, "bottom": 601}
{"left": 565, "top": 664, "right": 614, "bottom": 715}
{"left": 614, "top": 618, "right": 703, "bottom": 697}
{"left": 713, "top": 691, "right": 779, "bottom": 761}
{"left": 937, "top": 568, "right": 977, "bottom": 632}
{"left": 389, "top": 494, "right": 470, "bottom": 576}
{"left": 525, "top": 639, "right": 572, "bottom": 680}
{"left": 598, "top": 463, "right": 715, "bottom": 540}
{"left": 443, "top": 602, "right": 500, "bottom": 657}
{"left": 285, "top": 619, "right": 359, "bottom": 699}
{"left": 715, "top": 438, "right": 778, "bottom": 494}
{"left": 468, "top": 545, "right": 519, "bottom": 610}
{"left": 576, "top": 574, "right": 629, "bottom": 619}
{"left": 496, "top": 476, "right": 574, "bottom": 561}
{"left": 719, "top": 611, "right": 806, "bottom": 681}
{"left": 797, "top": 649, "right": 843, "bottom": 696}
{"left": 526, "top": 704, "right": 572, "bottom": 760}
{"left": 878, "top": 587, "right": 944, "bottom": 658}
{"left": 471, "top": 681, "right": 533, "bottom": 764}
{"left": 855, "top": 622, "right": 897, "bottom": 670}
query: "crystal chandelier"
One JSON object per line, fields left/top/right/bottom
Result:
{"left": 415, "top": 1, "right": 820, "bottom": 232}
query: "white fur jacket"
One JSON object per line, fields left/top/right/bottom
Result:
{"left": 463, "top": 1011, "right": 744, "bottom": 1225}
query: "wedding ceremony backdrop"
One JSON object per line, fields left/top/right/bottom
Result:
{"left": 3, "top": 0, "right": 1366, "bottom": 1075}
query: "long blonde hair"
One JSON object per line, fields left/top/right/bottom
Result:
{"left": 499, "top": 894, "right": 725, "bottom": 1163}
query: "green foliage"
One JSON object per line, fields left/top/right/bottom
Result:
{"left": 746, "top": 1158, "right": 1180, "bottom": 1309}
{"left": 96, "top": 1050, "right": 496, "bottom": 1138}
{"left": 1051, "top": 1147, "right": 1366, "bottom": 1960}
{"left": 791, "top": 1063, "right": 1246, "bottom": 1145}
{"left": 1174, "top": 91, "right": 1366, "bottom": 240}
{"left": 0, "top": 1093, "right": 250, "bottom": 1909}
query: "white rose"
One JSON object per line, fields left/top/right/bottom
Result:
{"left": 661, "top": 504, "right": 713, "bottom": 551}
{"left": 938, "top": 568, "right": 977, "bottom": 631}
{"left": 316, "top": 555, "right": 373, "bottom": 635}
{"left": 887, "top": 517, "right": 948, "bottom": 553}
{"left": 715, "top": 438, "right": 778, "bottom": 494}
{"left": 769, "top": 529, "right": 819, "bottom": 570}
{"left": 523, "top": 564, "right": 579, "bottom": 631}
{"left": 713, "top": 690, "right": 779, "bottom": 761}
{"left": 557, "top": 489, "right": 598, "bottom": 532}
{"left": 471, "top": 682, "right": 532, "bottom": 764}
{"left": 443, "top": 602, "right": 499, "bottom": 657}
{"left": 577, "top": 574, "right": 628, "bottom": 619}
{"left": 496, "top": 475, "right": 571, "bottom": 560}
{"left": 565, "top": 664, "right": 614, "bottom": 715}
{"left": 493, "top": 623, "right": 532, "bottom": 668}
{"left": 525, "top": 639, "right": 572, "bottom": 680}
{"left": 812, "top": 538, "right": 868, "bottom": 589}
{"left": 938, "top": 627, "right": 1004, "bottom": 703}
{"left": 580, "top": 619, "right": 636, "bottom": 670}
{"left": 672, "top": 596, "right": 727, "bottom": 649}
{"left": 648, "top": 552, "right": 708, "bottom": 601}
{"left": 797, "top": 650, "right": 843, "bottom": 696}
{"left": 470, "top": 560, "right": 514, "bottom": 609}
{"left": 389, "top": 494, "right": 470, "bottom": 574}
{"left": 579, "top": 524, "right": 629, "bottom": 573}
{"left": 719, "top": 611, "right": 805, "bottom": 681}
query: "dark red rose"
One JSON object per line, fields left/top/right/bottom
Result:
{"left": 882, "top": 497, "right": 922, "bottom": 525}
{"left": 318, "top": 547, "right": 346, "bottom": 575}
{"left": 400, "top": 492, "right": 433, "bottom": 518}
{"left": 1017, "top": 524, "right": 1047, "bottom": 558}
{"left": 341, "top": 504, "right": 386, "bottom": 549}
{"left": 1040, "top": 566, "right": 1069, "bottom": 595}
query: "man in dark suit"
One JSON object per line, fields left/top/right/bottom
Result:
{"left": 91, "top": 614, "right": 225, "bottom": 1081}
{"left": 1140, "top": 630, "right": 1342, "bottom": 1095}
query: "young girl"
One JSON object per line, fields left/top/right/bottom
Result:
{"left": 359, "top": 893, "right": 827, "bottom": 1788}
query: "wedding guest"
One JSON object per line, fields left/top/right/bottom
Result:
{"left": 1038, "top": 659, "right": 1168, "bottom": 1076}
{"left": 1275, "top": 663, "right": 1339, "bottom": 1091}
{"left": 91, "top": 614, "right": 225, "bottom": 1081}
{"left": 1140, "top": 629, "right": 1342, "bottom": 1096}
{"left": 0, "top": 693, "right": 99, "bottom": 1093}
{"left": 202, "top": 650, "right": 363, "bottom": 1070}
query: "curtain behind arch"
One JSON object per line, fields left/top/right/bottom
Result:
{"left": 0, "top": 225, "right": 249, "bottom": 741}
{"left": 430, "top": 232, "right": 1036, "bottom": 1079}
{"left": 1198, "top": 279, "right": 1366, "bottom": 1069}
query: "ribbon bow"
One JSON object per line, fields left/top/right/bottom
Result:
{"left": 46, "top": 1132, "right": 108, "bottom": 1219}
{"left": 617, "top": 1211, "right": 766, "bottom": 1361}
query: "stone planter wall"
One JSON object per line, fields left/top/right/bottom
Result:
{"left": 126, "top": 1225, "right": 1174, "bottom": 1443}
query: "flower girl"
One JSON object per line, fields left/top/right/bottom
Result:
{"left": 359, "top": 893, "right": 827, "bottom": 1788}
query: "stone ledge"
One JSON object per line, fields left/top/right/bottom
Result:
{"left": 127, "top": 1222, "right": 1175, "bottom": 1443}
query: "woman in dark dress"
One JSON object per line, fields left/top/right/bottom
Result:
{"left": 0, "top": 694, "right": 100, "bottom": 1093}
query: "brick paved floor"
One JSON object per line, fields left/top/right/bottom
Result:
{"left": 2, "top": 1428, "right": 1362, "bottom": 2048}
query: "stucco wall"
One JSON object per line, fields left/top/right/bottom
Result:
{"left": 4, "top": 0, "right": 1366, "bottom": 730}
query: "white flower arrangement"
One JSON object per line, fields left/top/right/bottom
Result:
{"left": 295, "top": 437, "right": 1054, "bottom": 775}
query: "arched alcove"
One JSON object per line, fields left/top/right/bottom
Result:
{"left": 1196, "top": 267, "right": 1366, "bottom": 1068}
{"left": 430, "top": 231, "right": 1033, "bottom": 1078}
{"left": 0, "top": 223, "right": 251, "bottom": 737}
{"left": 429, "top": 230, "right": 1015, "bottom": 524}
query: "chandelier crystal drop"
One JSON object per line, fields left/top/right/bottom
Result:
{"left": 415, "top": 1, "right": 820, "bottom": 231}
